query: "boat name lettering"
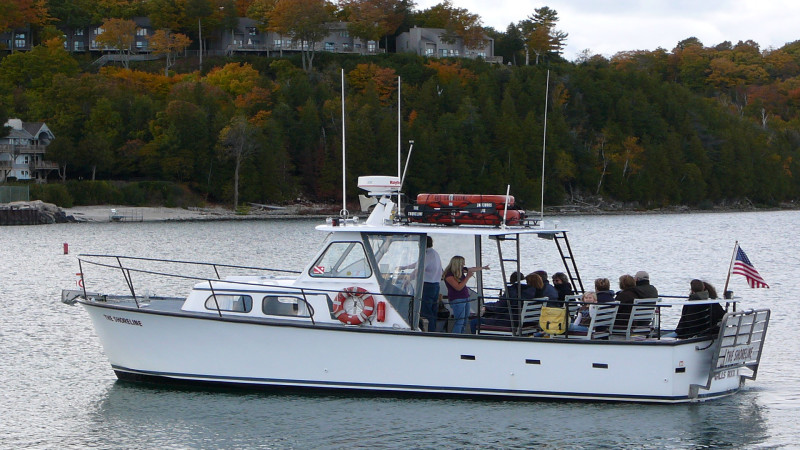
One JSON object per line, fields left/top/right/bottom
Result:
{"left": 103, "top": 314, "right": 143, "bottom": 327}
{"left": 722, "top": 345, "right": 755, "bottom": 367}
{"left": 714, "top": 369, "right": 738, "bottom": 380}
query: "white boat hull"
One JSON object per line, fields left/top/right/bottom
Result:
{"left": 84, "top": 302, "right": 743, "bottom": 403}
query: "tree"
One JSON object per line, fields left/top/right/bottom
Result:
{"left": 218, "top": 115, "right": 259, "bottom": 209}
{"left": 146, "top": 0, "right": 185, "bottom": 30}
{"left": 340, "top": 0, "right": 404, "bottom": 50}
{"left": 519, "top": 6, "right": 567, "bottom": 65}
{"left": 268, "top": 0, "right": 333, "bottom": 71}
{"left": 96, "top": 18, "right": 137, "bottom": 69}
{"left": 0, "top": 37, "right": 79, "bottom": 92}
{"left": 185, "top": 0, "right": 213, "bottom": 72}
{"left": 149, "top": 29, "right": 192, "bottom": 76}
{"left": 204, "top": 62, "right": 261, "bottom": 97}
{"left": 415, "top": 1, "right": 486, "bottom": 49}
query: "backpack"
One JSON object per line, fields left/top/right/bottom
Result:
{"left": 539, "top": 306, "right": 567, "bottom": 335}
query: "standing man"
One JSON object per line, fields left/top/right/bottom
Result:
{"left": 634, "top": 270, "right": 659, "bottom": 299}
{"left": 421, "top": 236, "right": 443, "bottom": 332}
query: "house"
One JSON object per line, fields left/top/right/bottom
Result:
{"left": 1, "top": 119, "right": 59, "bottom": 183}
{"left": 395, "top": 26, "right": 500, "bottom": 63}
{"left": 60, "top": 17, "right": 153, "bottom": 53}
{"left": 214, "top": 19, "right": 381, "bottom": 56}
{"left": 0, "top": 25, "right": 33, "bottom": 52}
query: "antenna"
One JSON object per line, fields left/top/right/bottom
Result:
{"left": 540, "top": 69, "right": 550, "bottom": 224}
{"left": 400, "top": 140, "right": 415, "bottom": 190}
{"left": 340, "top": 68, "right": 349, "bottom": 218}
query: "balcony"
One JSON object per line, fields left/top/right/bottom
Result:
{"left": 32, "top": 161, "right": 59, "bottom": 170}
{"left": 0, "top": 143, "right": 48, "bottom": 154}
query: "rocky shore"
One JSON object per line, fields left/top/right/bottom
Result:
{"left": 0, "top": 200, "right": 75, "bottom": 225}
{"left": 3, "top": 198, "right": 796, "bottom": 226}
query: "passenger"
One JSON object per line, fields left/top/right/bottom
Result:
{"left": 614, "top": 274, "right": 643, "bottom": 329}
{"left": 522, "top": 272, "right": 544, "bottom": 299}
{"left": 634, "top": 270, "right": 659, "bottom": 299}
{"left": 673, "top": 279, "right": 726, "bottom": 339}
{"left": 552, "top": 272, "right": 574, "bottom": 300}
{"left": 471, "top": 272, "right": 523, "bottom": 332}
{"left": 535, "top": 270, "right": 559, "bottom": 302}
{"left": 419, "top": 237, "right": 443, "bottom": 332}
{"left": 703, "top": 281, "right": 718, "bottom": 299}
{"left": 443, "top": 256, "right": 488, "bottom": 334}
{"left": 503, "top": 271, "right": 526, "bottom": 300}
{"left": 569, "top": 291, "right": 598, "bottom": 333}
{"left": 595, "top": 278, "right": 615, "bottom": 303}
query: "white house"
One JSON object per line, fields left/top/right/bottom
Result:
{"left": 1, "top": 119, "right": 59, "bottom": 183}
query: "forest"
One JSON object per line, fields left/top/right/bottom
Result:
{"left": 2, "top": 0, "right": 800, "bottom": 210}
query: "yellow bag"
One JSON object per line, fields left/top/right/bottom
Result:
{"left": 539, "top": 306, "right": 567, "bottom": 335}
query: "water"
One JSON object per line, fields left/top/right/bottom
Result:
{"left": 1, "top": 212, "right": 797, "bottom": 448}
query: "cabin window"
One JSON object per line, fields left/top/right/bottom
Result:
{"left": 262, "top": 296, "right": 310, "bottom": 317}
{"left": 309, "top": 242, "right": 371, "bottom": 278}
{"left": 204, "top": 294, "right": 253, "bottom": 313}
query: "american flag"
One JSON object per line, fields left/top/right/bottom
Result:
{"left": 732, "top": 246, "right": 769, "bottom": 288}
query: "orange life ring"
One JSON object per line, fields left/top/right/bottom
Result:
{"left": 332, "top": 286, "right": 376, "bottom": 325}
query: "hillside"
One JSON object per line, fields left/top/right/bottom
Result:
{"left": 2, "top": 38, "right": 800, "bottom": 209}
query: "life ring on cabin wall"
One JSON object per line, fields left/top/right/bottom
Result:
{"left": 332, "top": 286, "right": 375, "bottom": 325}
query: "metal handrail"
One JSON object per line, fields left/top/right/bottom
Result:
{"left": 78, "top": 253, "right": 302, "bottom": 275}
{"left": 75, "top": 255, "right": 408, "bottom": 325}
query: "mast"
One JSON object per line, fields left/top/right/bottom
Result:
{"left": 341, "top": 69, "right": 348, "bottom": 218}
{"left": 397, "top": 76, "right": 402, "bottom": 216}
{"left": 540, "top": 69, "right": 550, "bottom": 224}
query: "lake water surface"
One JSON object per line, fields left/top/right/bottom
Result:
{"left": 1, "top": 211, "right": 797, "bottom": 448}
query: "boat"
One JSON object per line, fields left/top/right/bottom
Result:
{"left": 62, "top": 176, "right": 770, "bottom": 403}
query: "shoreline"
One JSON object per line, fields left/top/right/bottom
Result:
{"left": 60, "top": 203, "right": 800, "bottom": 223}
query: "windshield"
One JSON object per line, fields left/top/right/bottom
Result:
{"left": 309, "top": 241, "right": 371, "bottom": 278}
{"left": 364, "top": 233, "right": 424, "bottom": 325}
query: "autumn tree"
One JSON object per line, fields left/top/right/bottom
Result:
{"left": 218, "top": 115, "right": 259, "bottom": 209}
{"left": 519, "top": 6, "right": 567, "bottom": 65}
{"left": 268, "top": 0, "right": 333, "bottom": 71}
{"left": 96, "top": 18, "right": 137, "bottom": 68}
{"left": 149, "top": 29, "right": 192, "bottom": 75}
{"left": 415, "top": 1, "right": 486, "bottom": 49}
{"left": 340, "top": 0, "right": 404, "bottom": 51}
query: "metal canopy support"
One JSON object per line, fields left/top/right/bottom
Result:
{"left": 552, "top": 231, "right": 584, "bottom": 294}
{"left": 494, "top": 233, "right": 522, "bottom": 297}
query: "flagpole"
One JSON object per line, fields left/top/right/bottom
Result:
{"left": 722, "top": 240, "right": 738, "bottom": 299}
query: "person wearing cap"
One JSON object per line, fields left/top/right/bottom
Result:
{"left": 634, "top": 270, "right": 659, "bottom": 299}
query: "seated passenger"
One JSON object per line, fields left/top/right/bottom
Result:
{"left": 472, "top": 272, "right": 524, "bottom": 332}
{"left": 613, "top": 274, "right": 643, "bottom": 330}
{"left": 569, "top": 291, "right": 597, "bottom": 333}
{"left": 535, "top": 270, "right": 559, "bottom": 302}
{"left": 594, "top": 278, "right": 615, "bottom": 303}
{"left": 673, "top": 279, "right": 726, "bottom": 339}
{"left": 634, "top": 270, "right": 658, "bottom": 299}
{"left": 522, "top": 272, "right": 544, "bottom": 299}
{"left": 552, "top": 272, "right": 574, "bottom": 300}
{"left": 502, "top": 271, "right": 526, "bottom": 300}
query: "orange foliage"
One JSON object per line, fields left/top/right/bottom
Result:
{"left": 425, "top": 60, "right": 476, "bottom": 86}
{"left": 346, "top": 63, "right": 397, "bottom": 101}
{"left": 408, "top": 109, "right": 418, "bottom": 127}
{"left": 99, "top": 67, "right": 183, "bottom": 98}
